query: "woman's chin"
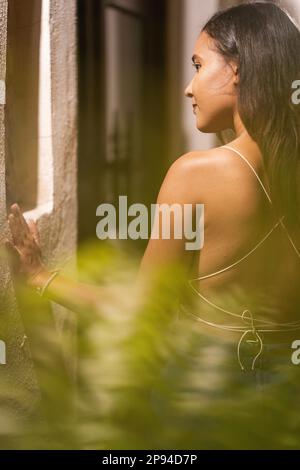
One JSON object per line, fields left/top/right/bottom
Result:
{"left": 196, "top": 120, "right": 213, "bottom": 133}
{"left": 196, "top": 117, "right": 221, "bottom": 134}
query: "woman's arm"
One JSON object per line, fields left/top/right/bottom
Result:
{"left": 26, "top": 267, "right": 113, "bottom": 313}
{"left": 5, "top": 204, "right": 111, "bottom": 314}
{"left": 138, "top": 153, "right": 203, "bottom": 280}
{"left": 5, "top": 154, "right": 204, "bottom": 313}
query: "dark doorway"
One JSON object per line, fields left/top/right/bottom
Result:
{"left": 77, "top": 0, "right": 168, "bottom": 247}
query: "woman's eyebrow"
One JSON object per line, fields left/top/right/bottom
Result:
{"left": 192, "top": 54, "right": 203, "bottom": 62}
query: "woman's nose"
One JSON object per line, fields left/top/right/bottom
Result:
{"left": 184, "top": 79, "right": 193, "bottom": 98}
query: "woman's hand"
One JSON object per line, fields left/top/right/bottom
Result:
{"left": 5, "top": 203, "right": 47, "bottom": 282}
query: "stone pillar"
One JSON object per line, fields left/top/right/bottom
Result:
{"left": 0, "top": 0, "right": 77, "bottom": 417}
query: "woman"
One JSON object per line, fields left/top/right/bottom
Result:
{"left": 5, "top": 2, "right": 300, "bottom": 386}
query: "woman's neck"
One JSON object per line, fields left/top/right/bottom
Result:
{"left": 232, "top": 109, "right": 247, "bottom": 138}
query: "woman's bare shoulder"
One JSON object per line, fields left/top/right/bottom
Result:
{"left": 161, "top": 149, "right": 220, "bottom": 205}
{"left": 168, "top": 147, "right": 232, "bottom": 180}
{"left": 167, "top": 146, "right": 264, "bottom": 222}
{"left": 172, "top": 145, "right": 251, "bottom": 172}
{"left": 171, "top": 145, "right": 260, "bottom": 192}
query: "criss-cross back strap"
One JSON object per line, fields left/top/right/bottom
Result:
{"left": 189, "top": 145, "right": 300, "bottom": 283}
{"left": 221, "top": 145, "right": 300, "bottom": 260}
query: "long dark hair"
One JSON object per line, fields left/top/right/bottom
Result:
{"left": 203, "top": 1, "right": 300, "bottom": 230}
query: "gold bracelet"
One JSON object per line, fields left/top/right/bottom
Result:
{"left": 36, "top": 270, "right": 60, "bottom": 298}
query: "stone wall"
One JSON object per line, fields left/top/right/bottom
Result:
{"left": 0, "top": 0, "right": 77, "bottom": 417}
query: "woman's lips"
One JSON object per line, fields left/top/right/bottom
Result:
{"left": 193, "top": 105, "right": 198, "bottom": 114}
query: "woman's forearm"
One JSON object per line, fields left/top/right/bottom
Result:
{"left": 27, "top": 268, "right": 111, "bottom": 314}
{"left": 5, "top": 204, "right": 124, "bottom": 315}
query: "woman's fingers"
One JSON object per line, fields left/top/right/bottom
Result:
{"left": 8, "top": 213, "right": 25, "bottom": 247}
{"left": 11, "top": 204, "right": 31, "bottom": 235}
{"left": 8, "top": 204, "right": 36, "bottom": 249}
{"left": 27, "top": 219, "right": 40, "bottom": 245}
{"left": 6, "top": 204, "right": 44, "bottom": 280}
{"left": 5, "top": 239, "right": 21, "bottom": 257}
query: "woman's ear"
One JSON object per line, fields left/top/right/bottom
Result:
{"left": 233, "top": 65, "right": 239, "bottom": 85}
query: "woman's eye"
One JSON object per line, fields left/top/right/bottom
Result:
{"left": 192, "top": 63, "right": 201, "bottom": 72}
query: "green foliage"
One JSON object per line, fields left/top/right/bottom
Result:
{"left": 1, "top": 241, "right": 300, "bottom": 450}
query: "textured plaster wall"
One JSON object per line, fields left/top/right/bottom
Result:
{"left": 0, "top": 0, "right": 77, "bottom": 416}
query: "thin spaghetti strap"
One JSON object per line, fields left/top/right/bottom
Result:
{"left": 190, "top": 216, "right": 285, "bottom": 282}
{"left": 222, "top": 145, "right": 300, "bottom": 260}
{"left": 222, "top": 145, "right": 273, "bottom": 204}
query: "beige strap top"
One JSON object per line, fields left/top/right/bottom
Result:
{"left": 183, "top": 145, "right": 300, "bottom": 371}
{"left": 190, "top": 145, "right": 300, "bottom": 282}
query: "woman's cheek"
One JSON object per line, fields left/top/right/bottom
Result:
{"left": 193, "top": 77, "right": 205, "bottom": 101}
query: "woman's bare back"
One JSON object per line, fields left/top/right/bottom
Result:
{"left": 187, "top": 140, "right": 300, "bottom": 324}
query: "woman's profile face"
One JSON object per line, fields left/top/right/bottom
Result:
{"left": 185, "top": 31, "right": 239, "bottom": 133}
